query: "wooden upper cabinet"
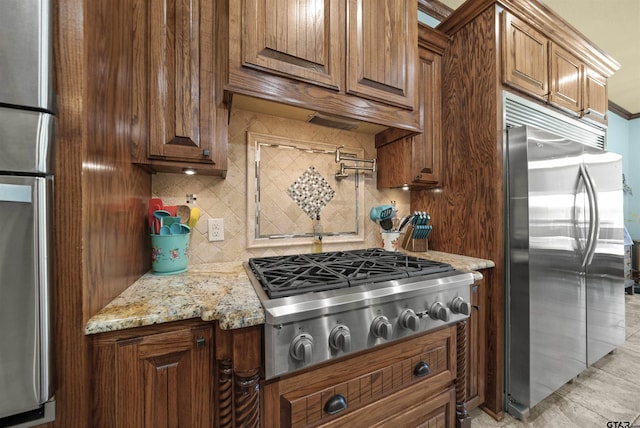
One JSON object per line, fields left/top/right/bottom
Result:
{"left": 501, "top": 12, "right": 548, "bottom": 100}
{"left": 549, "top": 42, "right": 583, "bottom": 115}
{"left": 500, "top": 10, "right": 614, "bottom": 127}
{"left": 583, "top": 67, "right": 608, "bottom": 125}
{"left": 242, "top": 0, "right": 343, "bottom": 90}
{"left": 347, "top": 0, "right": 418, "bottom": 109}
{"left": 141, "top": 0, "right": 227, "bottom": 174}
{"left": 376, "top": 26, "right": 446, "bottom": 189}
{"left": 413, "top": 47, "right": 442, "bottom": 185}
{"left": 228, "top": 0, "right": 420, "bottom": 133}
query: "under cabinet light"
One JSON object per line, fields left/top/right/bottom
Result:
{"left": 183, "top": 168, "right": 196, "bottom": 176}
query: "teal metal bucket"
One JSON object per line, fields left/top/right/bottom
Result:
{"left": 151, "top": 233, "right": 190, "bottom": 274}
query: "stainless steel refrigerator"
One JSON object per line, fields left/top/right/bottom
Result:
{"left": 0, "top": 0, "right": 56, "bottom": 425}
{"left": 504, "top": 124, "right": 625, "bottom": 419}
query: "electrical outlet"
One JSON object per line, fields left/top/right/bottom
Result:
{"left": 208, "top": 218, "right": 224, "bottom": 241}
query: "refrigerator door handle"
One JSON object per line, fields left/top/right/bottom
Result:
{"left": 580, "top": 164, "right": 600, "bottom": 267}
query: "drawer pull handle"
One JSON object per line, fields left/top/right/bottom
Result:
{"left": 414, "top": 361, "right": 431, "bottom": 377}
{"left": 324, "top": 394, "right": 347, "bottom": 415}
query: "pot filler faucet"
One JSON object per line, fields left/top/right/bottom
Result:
{"left": 335, "top": 145, "right": 376, "bottom": 180}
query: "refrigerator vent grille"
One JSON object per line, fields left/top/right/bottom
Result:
{"left": 504, "top": 95, "right": 605, "bottom": 150}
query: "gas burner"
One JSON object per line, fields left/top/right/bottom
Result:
{"left": 248, "top": 248, "right": 454, "bottom": 298}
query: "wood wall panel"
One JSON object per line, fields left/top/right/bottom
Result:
{"left": 50, "top": 1, "right": 90, "bottom": 426}
{"left": 411, "top": 6, "right": 505, "bottom": 419}
{"left": 51, "top": 0, "right": 151, "bottom": 426}
{"left": 82, "top": 0, "right": 151, "bottom": 328}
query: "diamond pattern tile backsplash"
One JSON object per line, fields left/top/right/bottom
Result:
{"left": 152, "top": 108, "right": 409, "bottom": 263}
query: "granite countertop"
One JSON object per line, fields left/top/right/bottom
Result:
{"left": 85, "top": 251, "right": 495, "bottom": 336}
{"left": 85, "top": 262, "right": 264, "bottom": 335}
{"left": 404, "top": 250, "right": 495, "bottom": 281}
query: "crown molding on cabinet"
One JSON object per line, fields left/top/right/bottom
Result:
{"left": 418, "top": 0, "right": 454, "bottom": 22}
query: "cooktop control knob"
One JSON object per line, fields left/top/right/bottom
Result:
{"left": 450, "top": 296, "right": 471, "bottom": 315}
{"left": 370, "top": 315, "right": 393, "bottom": 340}
{"left": 400, "top": 309, "right": 420, "bottom": 331}
{"left": 290, "top": 334, "right": 314, "bottom": 364}
{"left": 429, "top": 302, "right": 450, "bottom": 322}
{"left": 329, "top": 325, "right": 352, "bottom": 352}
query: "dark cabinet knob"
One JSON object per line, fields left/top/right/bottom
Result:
{"left": 196, "top": 337, "right": 206, "bottom": 348}
{"left": 324, "top": 394, "right": 347, "bottom": 415}
{"left": 413, "top": 361, "right": 431, "bottom": 377}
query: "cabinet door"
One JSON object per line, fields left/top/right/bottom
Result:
{"left": 347, "top": 0, "right": 418, "bottom": 109}
{"left": 116, "top": 326, "right": 213, "bottom": 428}
{"left": 465, "top": 281, "right": 485, "bottom": 410}
{"left": 501, "top": 12, "right": 548, "bottom": 100}
{"left": 148, "top": 0, "right": 217, "bottom": 164}
{"left": 376, "top": 46, "right": 442, "bottom": 189}
{"left": 583, "top": 67, "right": 608, "bottom": 125}
{"left": 549, "top": 42, "right": 583, "bottom": 115}
{"left": 413, "top": 47, "right": 442, "bottom": 185}
{"left": 242, "top": 0, "right": 343, "bottom": 90}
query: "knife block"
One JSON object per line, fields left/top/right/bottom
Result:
{"left": 400, "top": 225, "right": 428, "bottom": 252}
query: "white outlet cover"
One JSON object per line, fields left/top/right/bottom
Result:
{"left": 208, "top": 218, "right": 224, "bottom": 241}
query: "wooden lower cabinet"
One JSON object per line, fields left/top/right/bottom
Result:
{"left": 91, "top": 320, "right": 263, "bottom": 428}
{"left": 465, "top": 278, "right": 486, "bottom": 411}
{"left": 262, "top": 326, "right": 457, "bottom": 427}
{"left": 92, "top": 320, "right": 214, "bottom": 427}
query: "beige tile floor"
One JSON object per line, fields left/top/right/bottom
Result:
{"left": 471, "top": 294, "right": 640, "bottom": 428}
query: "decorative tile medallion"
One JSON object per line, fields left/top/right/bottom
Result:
{"left": 287, "top": 167, "right": 335, "bottom": 219}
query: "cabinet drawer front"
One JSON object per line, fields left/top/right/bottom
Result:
{"left": 279, "top": 327, "right": 456, "bottom": 427}
{"left": 324, "top": 385, "right": 456, "bottom": 428}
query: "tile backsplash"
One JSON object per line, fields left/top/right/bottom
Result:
{"left": 153, "top": 108, "right": 409, "bottom": 263}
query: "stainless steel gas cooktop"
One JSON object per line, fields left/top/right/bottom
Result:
{"left": 245, "top": 248, "right": 474, "bottom": 379}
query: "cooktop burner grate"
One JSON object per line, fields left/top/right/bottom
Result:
{"left": 248, "top": 248, "right": 454, "bottom": 298}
